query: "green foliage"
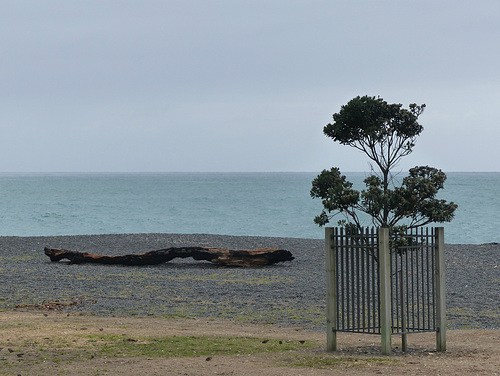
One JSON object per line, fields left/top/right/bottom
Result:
{"left": 323, "top": 96, "right": 425, "bottom": 172}
{"left": 393, "top": 166, "right": 458, "bottom": 227}
{"left": 311, "top": 96, "right": 457, "bottom": 231}
{"left": 310, "top": 167, "right": 360, "bottom": 226}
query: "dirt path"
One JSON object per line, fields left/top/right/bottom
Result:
{"left": 1, "top": 312, "right": 499, "bottom": 375}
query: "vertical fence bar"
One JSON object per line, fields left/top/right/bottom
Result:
{"left": 404, "top": 245, "right": 410, "bottom": 350}
{"left": 373, "top": 228, "right": 379, "bottom": 333}
{"left": 400, "top": 268, "right": 408, "bottom": 351}
{"left": 416, "top": 230, "right": 422, "bottom": 331}
{"left": 410, "top": 231, "right": 416, "bottom": 332}
{"left": 349, "top": 231, "right": 355, "bottom": 330}
{"left": 415, "top": 228, "right": 419, "bottom": 328}
{"left": 361, "top": 228, "right": 366, "bottom": 332}
{"left": 435, "top": 227, "right": 447, "bottom": 352}
{"left": 325, "top": 227, "right": 337, "bottom": 351}
{"left": 393, "top": 248, "right": 399, "bottom": 333}
{"left": 427, "top": 229, "right": 433, "bottom": 330}
{"left": 366, "top": 228, "right": 372, "bottom": 332}
{"left": 379, "top": 227, "right": 392, "bottom": 355}
{"left": 426, "top": 228, "right": 432, "bottom": 331}
{"left": 339, "top": 228, "right": 345, "bottom": 330}
{"left": 425, "top": 230, "right": 429, "bottom": 330}
{"left": 346, "top": 227, "right": 350, "bottom": 329}
{"left": 431, "top": 229, "right": 436, "bottom": 330}
{"left": 356, "top": 232, "right": 361, "bottom": 331}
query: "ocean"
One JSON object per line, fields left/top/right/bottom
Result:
{"left": 0, "top": 172, "right": 498, "bottom": 244}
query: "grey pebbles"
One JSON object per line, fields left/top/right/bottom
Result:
{"left": 0, "top": 234, "right": 498, "bottom": 330}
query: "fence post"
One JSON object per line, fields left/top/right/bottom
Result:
{"left": 435, "top": 227, "right": 447, "bottom": 352}
{"left": 379, "top": 227, "right": 392, "bottom": 355}
{"left": 325, "top": 227, "right": 337, "bottom": 351}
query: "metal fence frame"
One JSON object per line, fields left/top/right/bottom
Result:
{"left": 326, "top": 227, "right": 446, "bottom": 355}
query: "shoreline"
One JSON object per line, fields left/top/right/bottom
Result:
{"left": 2, "top": 232, "right": 498, "bottom": 248}
{"left": 1, "top": 231, "right": 498, "bottom": 244}
{"left": 1, "top": 233, "right": 499, "bottom": 330}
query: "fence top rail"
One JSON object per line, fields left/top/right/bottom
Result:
{"left": 331, "top": 227, "right": 437, "bottom": 238}
{"left": 329, "top": 226, "right": 437, "bottom": 231}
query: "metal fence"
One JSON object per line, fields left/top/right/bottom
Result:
{"left": 332, "top": 227, "right": 380, "bottom": 334}
{"left": 325, "top": 227, "right": 446, "bottom": 354}
{"left": 391, "top": 227, "right": 437, "bottom": 335}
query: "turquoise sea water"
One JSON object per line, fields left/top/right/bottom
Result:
{"left": 0, "top": 172, "right": 498, "bottom": 244}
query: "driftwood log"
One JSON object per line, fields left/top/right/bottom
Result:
{"left": 44, "top": 246, "right": 294, "bottom": 267}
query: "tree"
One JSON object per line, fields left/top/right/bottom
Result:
{"left": 311, "top": 95, "right": 457, "bottom": 231}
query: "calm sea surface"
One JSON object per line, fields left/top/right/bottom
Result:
{"left": 0, "top": 172, "right": 498, "bottom": 244}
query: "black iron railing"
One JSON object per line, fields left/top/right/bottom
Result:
{"left": 326, "top": 226, "right": 446, "bottom": 354}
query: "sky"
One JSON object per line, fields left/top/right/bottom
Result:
{"left": 1, "top": 0, "right": 499, "bottom": 173}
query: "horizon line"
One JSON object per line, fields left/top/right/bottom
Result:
{"left": 0, "top": 170, "right": 499, "bottom": 174}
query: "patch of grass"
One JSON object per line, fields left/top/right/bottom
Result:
{"left": 144, "top": 298, "right": 325, "bottom": 328}
{"left": 0, "top": 254, "right": 42, "bottom": 262}
{"left": 81, "top": 334, "right": 315, "bottom": 358}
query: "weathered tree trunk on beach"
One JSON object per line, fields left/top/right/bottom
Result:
{"left": 44, "top": 246, "right": 294, "bottom": 267}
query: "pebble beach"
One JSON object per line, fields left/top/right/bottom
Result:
{"left": 1, "top": 234, "right": 499, "bottom": 330}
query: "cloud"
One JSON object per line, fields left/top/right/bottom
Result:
{"left": 1, "top": 1, "right": 499, "bottom": 172}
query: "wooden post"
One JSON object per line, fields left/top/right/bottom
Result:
{"left": 379, "top": 227, "right": 392, "bottom": 355}
{"left": 435, "top": 227, "right": 447, "bottom": 352}
{"left": 325, "top": 227, "right": 337, "bottom": 351}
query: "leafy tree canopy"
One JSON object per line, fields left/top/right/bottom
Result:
{"left": 312, "top": 96, "right": 457, "bottom": 231}
{"left": 323, "top": 95, "right": 425, "bottom": 176}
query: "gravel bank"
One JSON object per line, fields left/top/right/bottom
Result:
{"left": 1, "top": 234, "right": 498, "bottom": 330}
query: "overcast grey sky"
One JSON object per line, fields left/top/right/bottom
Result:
{"left": 1, "top": 1, "right": 499, "bottom": 172}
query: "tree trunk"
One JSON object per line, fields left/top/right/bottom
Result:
{"left": 44, "top": 246, "right": 294, "bottom": 267}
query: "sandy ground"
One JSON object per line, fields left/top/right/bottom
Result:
{"left": 1, "top": 311, "right": 499, "bottom": 376}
